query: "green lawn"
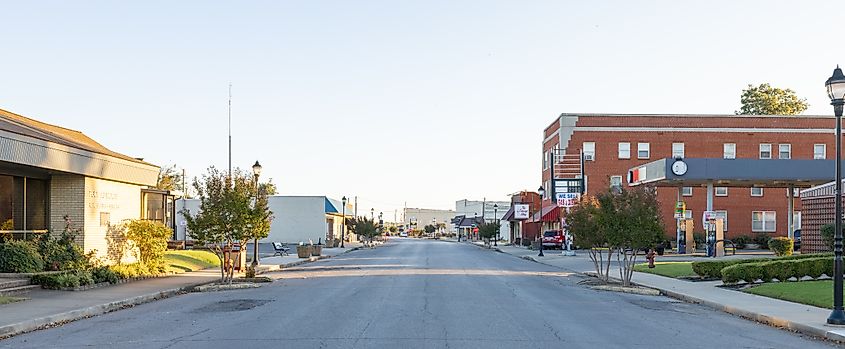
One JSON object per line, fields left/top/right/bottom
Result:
{"left": 745, "top": 280, "right": 840, "bottom": 308}
{"left": 633, "top": 262, "right": 696, "bottom": 278}
{"left": 163, "top": 250, "right": 221, "bottom": 273}
{"left": 0, "top": 296, "right": 24, "bottom": 305}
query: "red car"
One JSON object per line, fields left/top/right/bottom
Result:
{"left": 542, "top": 230, "right": 565, "bottom": 249}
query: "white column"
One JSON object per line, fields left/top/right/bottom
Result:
{"left": 787, "top": 185, "right": 794, "bottom": 240}
{"left": 706, "top": 182, "right": 714, "bottom": 212}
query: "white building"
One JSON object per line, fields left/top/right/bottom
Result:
{"left": 403, "top": 208, "right": 456, "bottom": 231}
{"left": 454, "top": 199, "right": 512, "bottom": 242}
{"left": 177, "top": 195, "right": 354, "bottom": 244}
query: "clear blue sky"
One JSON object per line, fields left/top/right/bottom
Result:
{"left": 1, "top": 1, "right": 843, "bottom": 216}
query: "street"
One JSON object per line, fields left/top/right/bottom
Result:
{"left": 1, "top": 239, "right": 836, "bottom": 349}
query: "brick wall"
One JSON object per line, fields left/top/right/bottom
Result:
{"left": 49, "top": 174, "right": 85, "bottom": 244}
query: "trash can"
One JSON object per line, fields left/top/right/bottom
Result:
{"left": 296, "top": 245, "right": 312, "bottom": 258}
{"left": 312, "top": 245, "right": 322, "bottom": 256}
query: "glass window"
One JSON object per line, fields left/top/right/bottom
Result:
{"left": 814, "top": 144, "right": 826, "bottom": 159}
{"left": 683, "top": 210, "right": 693, "bottom": 219}
{"left": 543, "top": 151, "right": 549, "bottom": 169}
{"left": 25, "top": 178, "right": 48, "bottom": 230}
{"left": 751, "top": 187, "right": 763, "bottom": 197}
{"left": 714, "top": 210, "right": 728, "bottom": 231}
{"left": 778, "top": 144, "right": 791, "bottom": 159}
{"left": 144, "top": 192, "right": 165, "bottom": 223}
{"left": 793, "top": 211, "right": 801, "bottom": 230}
{"left": 637, "top": 143, "right": 650, "bottom": 159}
{"left": 759, "top": 144, "right": 772, "bottom": 159}
{"left": 723, "top": 143, "right": 736, "bottom": 159}
{"left": 681, "top": 187, "right": 693, "bottom": 196}
{"left": 609, "top": 176, "right": 622, "bottom": 188}
{"left": 583, "top": 142, "right": 595, "bottom": 161}
{"left": 618, "top": 143, "right": 630, "bottom": 159}
{"left": 0, "top": 176, "right": 48, "bottom": 231}
{"left": 752, "top": 211, "right": 776, "bottom": 232}
{"left": 672, "top": 143, "right": 684, "bottom": 158}
{"left": 715, "top": 187, "right": 728, "bottom": 196}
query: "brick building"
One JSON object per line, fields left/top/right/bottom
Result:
{"left": 541, "top": 113, "right": 837, "bottom": 240}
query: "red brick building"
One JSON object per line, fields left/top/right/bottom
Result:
{"left": 541, "top": 113, "right": 837, "bottom": 240}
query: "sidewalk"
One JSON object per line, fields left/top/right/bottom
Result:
{"left": 0, "top": 243, "right": 363, "bottom": 339}
{"left": 489, "top": 243, "right": 845, "bottom": 342}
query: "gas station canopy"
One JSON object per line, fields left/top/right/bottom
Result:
{"left": 627, "top": 158, "right": 841, "bottom": 188}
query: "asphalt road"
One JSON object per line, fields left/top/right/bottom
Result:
{"left": 1, "top": 239, "right": 837, "bottom": 348}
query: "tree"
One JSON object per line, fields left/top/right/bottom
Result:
{"left": 736, "top": 83, "right": 808, "bottom": 115}
{"left": 388, "top": 225, "right": 398, "bottom": 233}
{"left": 424, "top": 224, "right": 436, "bottom": 235}
{"left": 348, "top": 217, "right": 380, "bottom": 245}
{"left": 608, "top": 187, "right": 665, "bottom": 286}
{"left": 477, "top": 221, "right": 499, "bottom": 243}
{"left": 156, "top": 164, "right": 184, "bottom": 192}
{"left": 125, "top": 220, "right": 172, "bottom": 271}
{"left": 259, "top": 181, "right": 277, "bottom": 196}
{"left": 181, "top": 166, "right": 274, "bottom": 283}
{"left": 567, "top": 195, "right": 612, "bottom": 282}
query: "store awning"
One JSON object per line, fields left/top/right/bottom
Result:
{"left": 501, "top": 207, "right": 515, "bottom": 221}
{"left": 530, "top": 205, "right": 560, "bottom": 223}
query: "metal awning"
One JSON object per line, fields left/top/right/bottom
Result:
{"left": 500, "top": 207, "right": 515, "bottom": 221}
{"left": 530, "top": 205, "right": 560, "bottom": 223}
{"left": 628, "top": 158, "right": 839, "bottom": 188}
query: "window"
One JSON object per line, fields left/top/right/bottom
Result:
{"left": 715, "top": 187, "right": 728, "bottom": 196}
{"left": 672, "top": 143, "right": 685, "bottom": 158}
{"left": 814, "top": 144, "right": 827, "bottom": 159}
{"left": 786, "top": 187, "right": 800, "bottom": 197}
{"left": 751, "top": 187, "right": 763, "bottom": 197}
{"left": 583, "top": 142, "right": 595, "bottom": 161}
{"left": 610, "top": 175, "right": 622, "bottom": 188}
{"left": 683, "top": 210, "right": 693, "bottom": 219}
{"left": 681, "top": 187, "right": 693, "bottom": 196}
{"left": 723, "top": 143, "right": 736, "bottom": 159}
{"left": 618, "top": 142, "right": 631, "bottom": 159}
{"left": 778, "top": 144, "right": 791, "bottom": 159}
{"left": 759, "top": 144, "right": 772, "bottom": 159}
{"left": 714, "top": 210, "right": 728, "bottom": 231}
{"left": 752, "top": 211, "right": 776, "bottom": 232}
{"left": 637, "top": 143, "right": 650, "bottom": 159}
{"left": 543, "top": 150, "right": 549, "bottom": 169}
{"left": 792, "top": 211, "right": 802, "bottom": 230}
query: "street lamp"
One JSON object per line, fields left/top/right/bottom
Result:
{"left": 493, "top": 204, "right": 499, "bottom": 246}
{"left": 537, "top": 186, "right": 546, "bottom": 257}
{"left": 371, "top": 208, "right": 374, "bottom": 220}
{"left": 250, "top": 160, "right": 262, "bottom": 268}
{"left": 341, "top": 196, "right": 347, "bottom": 248}
{"left": 827, "top": 65, "right": 845, "bottom": 325}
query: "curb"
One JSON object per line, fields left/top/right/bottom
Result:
{"left": 0, "top": 281, "right": 211, "bottom": 339}
{"left": 256, "top": 246, "right": 362, "bottom": 275}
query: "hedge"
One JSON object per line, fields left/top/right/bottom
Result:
{"left": 721, "top": 257, "right": 832, "bottom": 284}
{"left": 0, "top": 241, "right": 44, "bottom": 273}
{"left": 768, "top": 237, "right": 793, "bottom": 256}
{"left": 691, "top": 253, "right": 832, "bottom": 279}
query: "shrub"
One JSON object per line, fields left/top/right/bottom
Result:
{"left": 125, "top": 220, "right": 172, "bottom": 270}
{"left": 110, "top": 263, "right": 154, "bottom": 280}
{"left": 38, "top": 239, "right": 90, "bottom": 271}
{"left": 732, "top": 235, "right": 751, "bottom": 249}
{"left": 0, "top": 240, "right": 44, "bottom": 273}
{"left": 91, "top": 266, "right": 120, "bottom": 284}
{"left": 721, "top": 257, "right": 832, "bottom": 284}
{"left": 822, "top": 223, "right": 837, "bottom": 251}
{"left": 691, "top": 253, "right": 831, "bottom": 278}
{"left": 752, "top": 234, "right": 771, "bottom": 249}
{"left": 32, "top": 270, "right": 96, "bottom": 289}
{"left": 768, "top": 237, "right": 794, "bottom": 256}
{"left": 693, "top": 232, "right": 706, "bottom": 246}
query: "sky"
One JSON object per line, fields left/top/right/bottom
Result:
{"left": 1, "top": 1, "right": 844, "bottom": 217}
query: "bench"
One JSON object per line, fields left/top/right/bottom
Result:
{"left": 273, "top": 242, "right": 291, "bottom": 256}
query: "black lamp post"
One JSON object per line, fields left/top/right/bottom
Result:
{"left": 827, "top": 66, "right": 845, "bottom": 325}
{"left": 371, "top": 208, "right": 374, "bottom": 220}
{"left": 250, "top": 160, "right": 262, "bottom": 268}
{"left": 537, "top": 185, "right": 546, "bottom": 257}
{"left": 341, "top": 196, "right": 347, "bottom": 248}
{"left": 493, "top": 204, "right": 499, "bottom": 246}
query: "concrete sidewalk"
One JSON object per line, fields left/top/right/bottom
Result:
{"left": 0, "top": 243, "right": 365, "bottom": 339}
{"left": 490, "top": 243, "right": 845, "bottom": 343}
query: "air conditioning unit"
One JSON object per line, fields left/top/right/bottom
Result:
{"left": 584, "top": 153, "right": 594, "bottom": 161}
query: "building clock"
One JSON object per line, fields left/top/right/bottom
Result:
{"left": 672, "top": 160, "right": 688, "bottom": 176}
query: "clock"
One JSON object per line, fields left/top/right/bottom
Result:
{"left": 672, "top": 160, "right": 688, "bottom": 176}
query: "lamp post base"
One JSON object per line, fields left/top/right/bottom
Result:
{"left": 828, "top": 309, "right": 845, "bottom": 325}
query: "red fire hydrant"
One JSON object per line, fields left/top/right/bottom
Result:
{"left": 646, "top": 249, "right": 656, "bottom": 269}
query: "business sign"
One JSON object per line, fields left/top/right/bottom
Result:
{"left": 556, "top": 193, "right": 580, "bottom": 208}
{"left": 514, "top": 204, "right": 530, "bottom": 220}
{"left": 674, "top": 201, "right": 686, "bottom": 219}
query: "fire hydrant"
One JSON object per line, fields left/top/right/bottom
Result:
{"left": 646, "top": 249, "right": 656, "bottom": 269}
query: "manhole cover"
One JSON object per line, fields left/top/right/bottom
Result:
{"left": 194, "top": 299, "right": 272, "bottom": 313}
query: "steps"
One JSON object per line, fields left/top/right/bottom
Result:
{"left": 0, "top": 278, "right": 38, "bottom": 297}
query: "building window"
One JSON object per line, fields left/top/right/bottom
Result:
{"left": 672, "top": 142, "right": 685, "bottom": 158}
{"left": 814, "top": 144, "right": 826, "bottom": 159}
{"left": 723, "top": 143, "right": 736, "bottom": 159}
{"left": 714, "top": 210, "right": 728, "bottom": 231}
{"left": 751, "top": 187, "right": 763, "bottom": 197}
{"left": 793, "top": 211, "right": 802, "bottom": 230}
{"left": 759, "top": 144, "right": 772, "bottom": 159}
{"left": 637, "top": 143, "right": 650, "bottom": 159}
{"left": 583, "top": 142, "right": 595, "bottom": 161}
{"left": 681, "top": 187, "right": 693, "bottom": 196}
{"left": 683, "top": 210, "right": 693, "bottom": 219}
{"left": 610, "top": 175, "right": 622, "bottom": 188}
{"left": 715, "top": 187, "right": 728, "bottom": 196}
{"left": 778, "top": 144, "right": 791, "bottom": 159}
{"left": 618, "top": 142, "right": 631, "bottom": 159}
{"left": 543, "top": 151, "right": 549, "bottom": 170}
{"left": 786, "top": 187, "right": 800, "bottom": 197}
{"left": 752, "top": 211, "right": 776, "bottom": 232}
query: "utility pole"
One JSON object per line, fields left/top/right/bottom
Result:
{"left": 354, "top": 196, "right": 358, "bottom": 218}
{"left": 228, "top": 83, "right": 232, "bottom": 178}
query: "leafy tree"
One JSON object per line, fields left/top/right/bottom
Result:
{"left": 424, "top": 224, "right": 436, "bottom": 235}
{"left": 348, "top": 217, "right": 380, "bottom": 244}
{"left": 259, "top": 181, "right": 277, "bottom": 196}
{"left": 736, "top": 83, "right": 808, "bottom": 115}
{"left": 609, "top": 187, "right": 665, "bottom": 286}
{"left": 477, "top": 221, "right": 499, "bottom": 242}
{"left": 388, "top": 225, "right": 398, "bottom": 233}
{"left": 125, "top": 220, "right": 172, "bottom": 272}
{"left": 567, "top": 195, "right": 612, "bottom": 282}
{"left": 181, "top": 166, "right": 274, "bottom": 283}
{"left": 156, "top": 164, "right": 184, "bottom": 192}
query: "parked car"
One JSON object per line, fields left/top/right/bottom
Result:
{"left": 400, "top": 232, "right": 408, "bottom": 237}
{"left": 793, "top": 229, "right": 801, "bottom": 251}
{"left": 542, "top": 230, "right": 565, "bottom": 249}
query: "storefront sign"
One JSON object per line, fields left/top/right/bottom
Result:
{"left": 556, "top": 193, "right": 580, "bottom": 208}
{"left": 514, "top": 204, "right": 530, "bottom": 220}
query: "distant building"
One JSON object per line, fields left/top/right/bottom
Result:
{"left": 454, "top": 199, "right": 511, "bottom": 241}
{"left": 403, "top": 207, "right": 456, "bottom": 231}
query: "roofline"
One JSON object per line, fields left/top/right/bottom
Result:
{"left": 558, "top": 112, "right": 833, "bottom": 119}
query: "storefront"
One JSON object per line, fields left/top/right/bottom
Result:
{"left": 0, "top": 108, "right": 160, "bottom": 262}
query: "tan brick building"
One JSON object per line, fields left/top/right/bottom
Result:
{"left": 541, "top": 113, "right": 837, "bottom": 240}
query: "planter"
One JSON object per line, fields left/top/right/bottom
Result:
{"left": 312, "top": 245, "right": 323, "bottom": 256}
{"left": 296, "top": 245, "right": 312, "bottom": 258}
{"left": 325, "top": 239, "right": 336, "bottom": 248}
